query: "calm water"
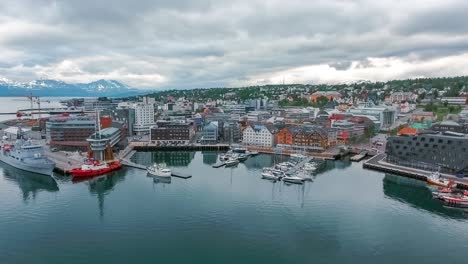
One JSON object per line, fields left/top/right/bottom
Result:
{"left": 0, "top": 97, "right": 72, "bottom": 122}
{"left": 1, "top": 152, "right": 468, "bottom": 264}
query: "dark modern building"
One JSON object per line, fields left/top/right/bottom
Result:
{"left": 386, "top": 132, "right": 468, "bottom": 176}
{"left": 150, "top": 123, "right": 194, "bottom": 144}
{"left": 46, "top": 115, "right": 96, "bottom": 150}
{"left": 430, "top": 120, "right": 468, "bottom": 134}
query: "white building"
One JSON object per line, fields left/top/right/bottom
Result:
{"left": 242, "top": 124, "right": 275, "bottom": 147}
{"left": 133, "top": 102, "right": 155, "bottom": 135}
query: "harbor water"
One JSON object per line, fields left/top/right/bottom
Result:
{"left": 1, "top": 151, "right": 468, "bottom": 264}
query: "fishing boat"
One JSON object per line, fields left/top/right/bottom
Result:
{"left": 147, "top": 163, "right": 172, "bottom": 178}
{"left": 282, "top": 175, "right": 304, "bottom": 184}
{"left": 70, "top": 159, "right": 122, "bottom": 178}
{"left": 224, "top": 158, "right": 239, "bottom": 167}
{"left": 426, "top": 171, "right": 456, "bottom": 188}
{"left": 249, "top": 151, "right": 259, "bottom": 156}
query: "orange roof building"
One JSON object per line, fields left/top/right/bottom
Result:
{"left": 397, "top": 127, "right": 418, "bottom": 136}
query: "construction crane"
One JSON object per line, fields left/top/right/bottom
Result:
{"left": 24, "top": 93, "right": 50, "bottom": 118}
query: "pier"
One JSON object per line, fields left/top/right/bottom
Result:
{"left": 350, "top": 151, "right": 368, "bottom": 162}
{"left": 363, "top": 154, "right": 468, "bottom": 189}
{"left": 130, "top": 142, "right": 230, "bottom": 151}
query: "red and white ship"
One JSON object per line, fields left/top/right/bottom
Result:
{"left": 71, "top": 159, "right": 122, "bottom": 178}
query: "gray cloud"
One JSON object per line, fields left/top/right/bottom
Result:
{"left": 0, "top": 0, "right": 468, "bottom": 89}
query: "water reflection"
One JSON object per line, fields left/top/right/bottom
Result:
{"left": 152, "top": 176, "right": 171, "bottom": 185}
{"left": 243, "top": 154, "right": 287, "bottom": 170}
{"left": 132, "top": 151, "right": 195, "bottom": 167}
{"left": 1, "top": 165, "right": 58, "bottom": 201}
{"left": 383, "top": 174, "right": 467, "bottom": 219}
{"left": 202, "top": 151, "right": 218, "bottom": 165}
{"left": 73, "top": 169, "right": 126, "bottom": 219}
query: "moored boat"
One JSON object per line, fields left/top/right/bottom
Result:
{"left": 282, "top": 176, "right": 304, "bottom": 184}
{"left": 147, "top": 163, "right": 172, "bottom": 178}
{"left": 261, "top": 172, "right": 281, "bottom": 181}
{"left": 426, "top": 171, "right": 456, "bottom": 188}
{"left": 224, "top": 158, "right": 239, "bottom": 167}
{"left": 437, "top": 191, "right": 468, "bottom": 208}
{"left": 0, "top": 129, "right": 55, "bottom": 176}
{"left": 237, "top": 154, "right": 249, "bottom": 162}
{"left": 71, "top": 159, "right": 122, "bottom": 178}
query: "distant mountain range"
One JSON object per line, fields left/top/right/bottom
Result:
{"left": 0, "top": 78, "right": 150, "bottom": 97}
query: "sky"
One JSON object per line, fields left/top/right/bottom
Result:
{"left": 1, "top": 0, "right": 468, "bottom": 89}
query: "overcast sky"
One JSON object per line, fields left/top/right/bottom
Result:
{"left": 1, "top": 0, "right": 468, "bottom": 89}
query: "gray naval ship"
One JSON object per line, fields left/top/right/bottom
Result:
{"left": 0, "top": 129, "right": 55, "bottom": 176}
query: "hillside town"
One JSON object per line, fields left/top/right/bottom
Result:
{"left": 2, "top": 78, "right": 468, "bottom": 179}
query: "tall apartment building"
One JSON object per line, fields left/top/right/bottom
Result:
{"left": 133, "top": 99, "right": 155, "bottom": 135}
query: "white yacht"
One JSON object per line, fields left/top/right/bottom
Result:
{"left": 147, "top": 163, "right": 172, "bottom": 178}
{"left": 282, "top": 175, "right": 304, "bottom": 184}
{"left": 224, "top": 158, "right": 239, "bottom": 167}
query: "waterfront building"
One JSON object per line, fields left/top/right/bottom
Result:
{"left": 133, "top": 99, "right": 155, "bottom": 135}
{"left": 242, "top": 124, "right": 276, "bottom": 147}
{"left": 201, "top": 122, "right": 218, "bottom": 143}
{"left": 276, "top": 125, "right": 334, "bottom": 152}
{"left": 222, "top": 122, "right": 241, "bottom": 143}
{"left": 150, "top": 123, "right": 194, "bottom": 144}
{"left": 46, "top": 115, "right": 96, "bottom": 150}
{"left": 293, "top": 126, "right": 329, "bottom": 151}
{"left": 386, "top": 132, "right": 468, "bottom": 175}
{"left": 87, "top": 127, "right": 121, "bottom": 161}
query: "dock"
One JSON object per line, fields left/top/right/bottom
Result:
{"left": 363, "top": 154, "right": 468, "bottom": 189}
{"left": 350, "top": 151, "right": 367, "bottom": 162}
{"left": 121, "top": 159, "right": 192, "bottom": 178}
{"left": 171, "top": 172, "right": 192, "bottom": 179}
{"left": 212, "top": 163, "right": 226, "bottom": 168}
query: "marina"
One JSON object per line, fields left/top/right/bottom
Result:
{"left": 2, "top": 151, "right": 468, "bottom": 264}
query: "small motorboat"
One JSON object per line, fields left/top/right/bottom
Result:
{"left": 282, "top": 176, "right": 304, "bottom": 184}
{"left": 224, "top": 158, "right": 239, "bottom": 167}
{"left": 147, "top": 163, "right": 172, "bottom": 178}
{"left": 427, "top": 171, "right": 456, "bottom": 188}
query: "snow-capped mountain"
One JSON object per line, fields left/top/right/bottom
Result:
{"left": 0, "top": 78, "right": 149, "bottom": 96}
